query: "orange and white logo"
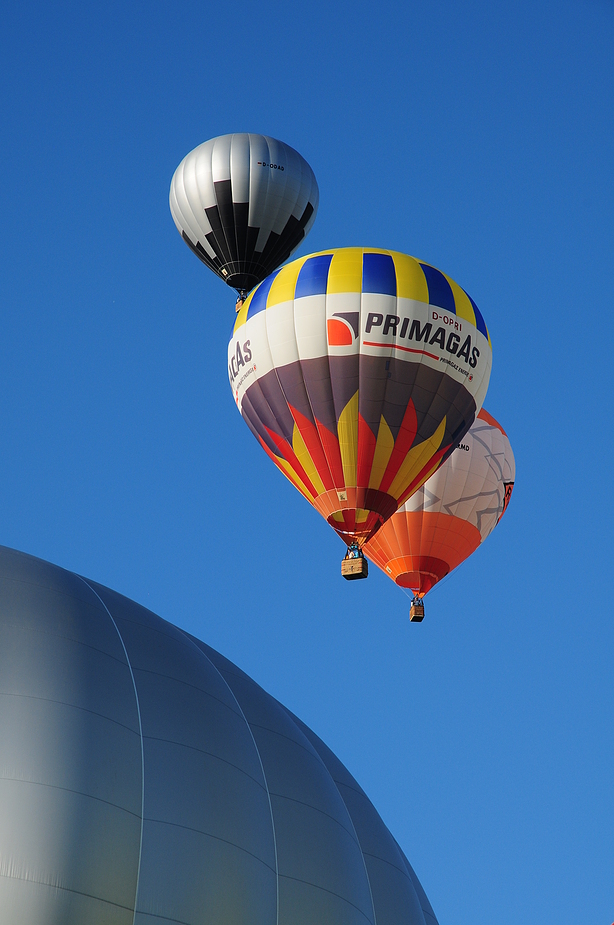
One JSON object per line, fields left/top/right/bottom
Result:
{"left": 327, "top": 312, "right": 359, "bottom": 346}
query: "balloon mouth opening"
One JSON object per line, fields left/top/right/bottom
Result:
{"left": 224, "top": 272, "right": 262, "bottom": 292}
{"left": 392, "top": 557, "right": 450, "bottom": 595}
{"left": 327, "top": 509, "right": 382, "bottom": 547}
{"left": 179, "top": 233, "right": 269, "bottom": 294}
{"left": 396, "top": 572, "right": 438, "bottom": 594}
{"left": 314, "top": 490, "right": 399, "bottom": 546}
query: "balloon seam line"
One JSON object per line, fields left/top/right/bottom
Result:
{"left": 77, "top": 577, "right": 146, "bottom": 925}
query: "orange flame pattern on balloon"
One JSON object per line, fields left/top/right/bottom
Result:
{"left": 254, "top": 391, "right": 451, "bottom": 545}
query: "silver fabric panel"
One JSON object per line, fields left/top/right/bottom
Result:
{"left": 252, "top": 137, "right": 276, "bottom": 252}
{"left": 294, "top": 717, "right": 438, "bottom": 925}
{"left": 260, "top": 138, "right": 292, "bottom": 236}
{"left": 134, "top": 821, "right": 275, "bottom": 925}
{"left": 198, "top": 645, "right": 376, "bottom": 925}
{"left": 397, "top": 851, "right": 440, "bottom": 925}
{"left": 193, "top": 138, "right": 217, "bottom": 209}
{"left": 332, "top": 786, "right": 426, "bottom": 925}
{"left": 247, "top": 133, "right": 274, "bottom": 233}
{"left": 0, "top": 547, "right": 438, "bottom": 925}
{"left": 170, "top": 163, "right": 205, "bottom": 246}
{"left": 180, "top": 152, "right": 214, "bottom": 237}
{"left": 88, "top": 582, "right": 277, "bottom": 925}
{"left": 283, "top": 145, "right": 303, "bottom": 216}
{"left": 210, "top": 133, "right": 232, "bottom": 185}
{"left": 291, "top": 149, "right": 310, "bottom": 218}
{"left": 0, "top": 878, "right": 134, "bottom": 925}
{"left": 0, "top": 549, "right": 142, "bottom": 925}
{"left": 230, "top": 133, "right": 251, "bottom": 202}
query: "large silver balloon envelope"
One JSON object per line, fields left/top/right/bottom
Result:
{"left": 0, "top": 545, "right": 438, "bottom": 925}
{"left": 170, "top": 133, "right": 319, "bottom": 294}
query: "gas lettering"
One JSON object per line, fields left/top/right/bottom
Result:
{"left": 364, "top": 311, "right": 480, "bottom": 368}
{"left": 456, "top": 336, "right": 472, "bottom": 364}
{"left": 228, "top": 340, "right": 252, "bottom": 383}
{"left": 446, "top": 332, "right": 460, "bottom": 354}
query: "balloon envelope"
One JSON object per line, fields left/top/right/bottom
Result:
{"left": 0, "top": 545, "right": 438, "bottom": 925}
{"left": 229, "top": 248, "right": 492, "bottom": 547}
{"left": 170, "top": 133, "right": 319, "bottom": 293}
{"left": 364, "top": 407, "right": 515, "bottom": 594}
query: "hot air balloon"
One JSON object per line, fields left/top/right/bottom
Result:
{"left": 228, "top": 248, "right": 492, "bottom": 575}
{"left": 170, "top": 133, "right": 319, "bottom": 300}
{"left": 364, "top": 407, "right": 515, "bottom": 619}
{"left": 0, "top": 545, "right": 439, "bottom": 925}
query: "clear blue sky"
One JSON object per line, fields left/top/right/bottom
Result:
{"left": 1, "top": 1, "right": 613, "bottom": 922}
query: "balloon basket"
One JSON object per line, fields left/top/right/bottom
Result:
{"left": 409, "top": 599, "right": 425, "bottom": 622}
{"left": 341, "top": 557, "right": 369, "bottom": 580}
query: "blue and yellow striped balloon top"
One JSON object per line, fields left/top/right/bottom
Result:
{"left": 233, "top": 248, "right": 490, "bottom": 344}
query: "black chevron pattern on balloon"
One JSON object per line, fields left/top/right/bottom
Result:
{"left": 193, "top": 197, "right": 316, "bottom": 293}
{"left": 181, "top": 232, "right": 222, "bottom": 276}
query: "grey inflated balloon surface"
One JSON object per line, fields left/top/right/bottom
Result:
{"left": 0, "top": 546, "right": 438, "bottom": 925}
{"left": 170, "top": 133, "right": 319, "bottom": 293}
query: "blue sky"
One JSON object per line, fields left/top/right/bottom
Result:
{"left": 1, "top": 1, "right": 613, "bottom": 922}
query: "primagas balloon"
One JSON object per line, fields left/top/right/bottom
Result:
{"left": 170, "top": 133, "right": 319, "bottom": 294}
{"left": 364, "top": 407, "right": 514, "bottom": 594}
{"left": 229, "top": 248, "right": 492, "bottom": 548}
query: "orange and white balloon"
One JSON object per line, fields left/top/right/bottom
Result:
{"left": 364, "top": 408, "right": 514, "bottom": 595}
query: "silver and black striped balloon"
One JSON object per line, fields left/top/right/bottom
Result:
{"left": 170, "top": 133, "right": 319, "bottom": 295}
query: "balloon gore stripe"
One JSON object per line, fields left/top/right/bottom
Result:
{"left": 235, "top": 249, "right": 490, "bottom": 341}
